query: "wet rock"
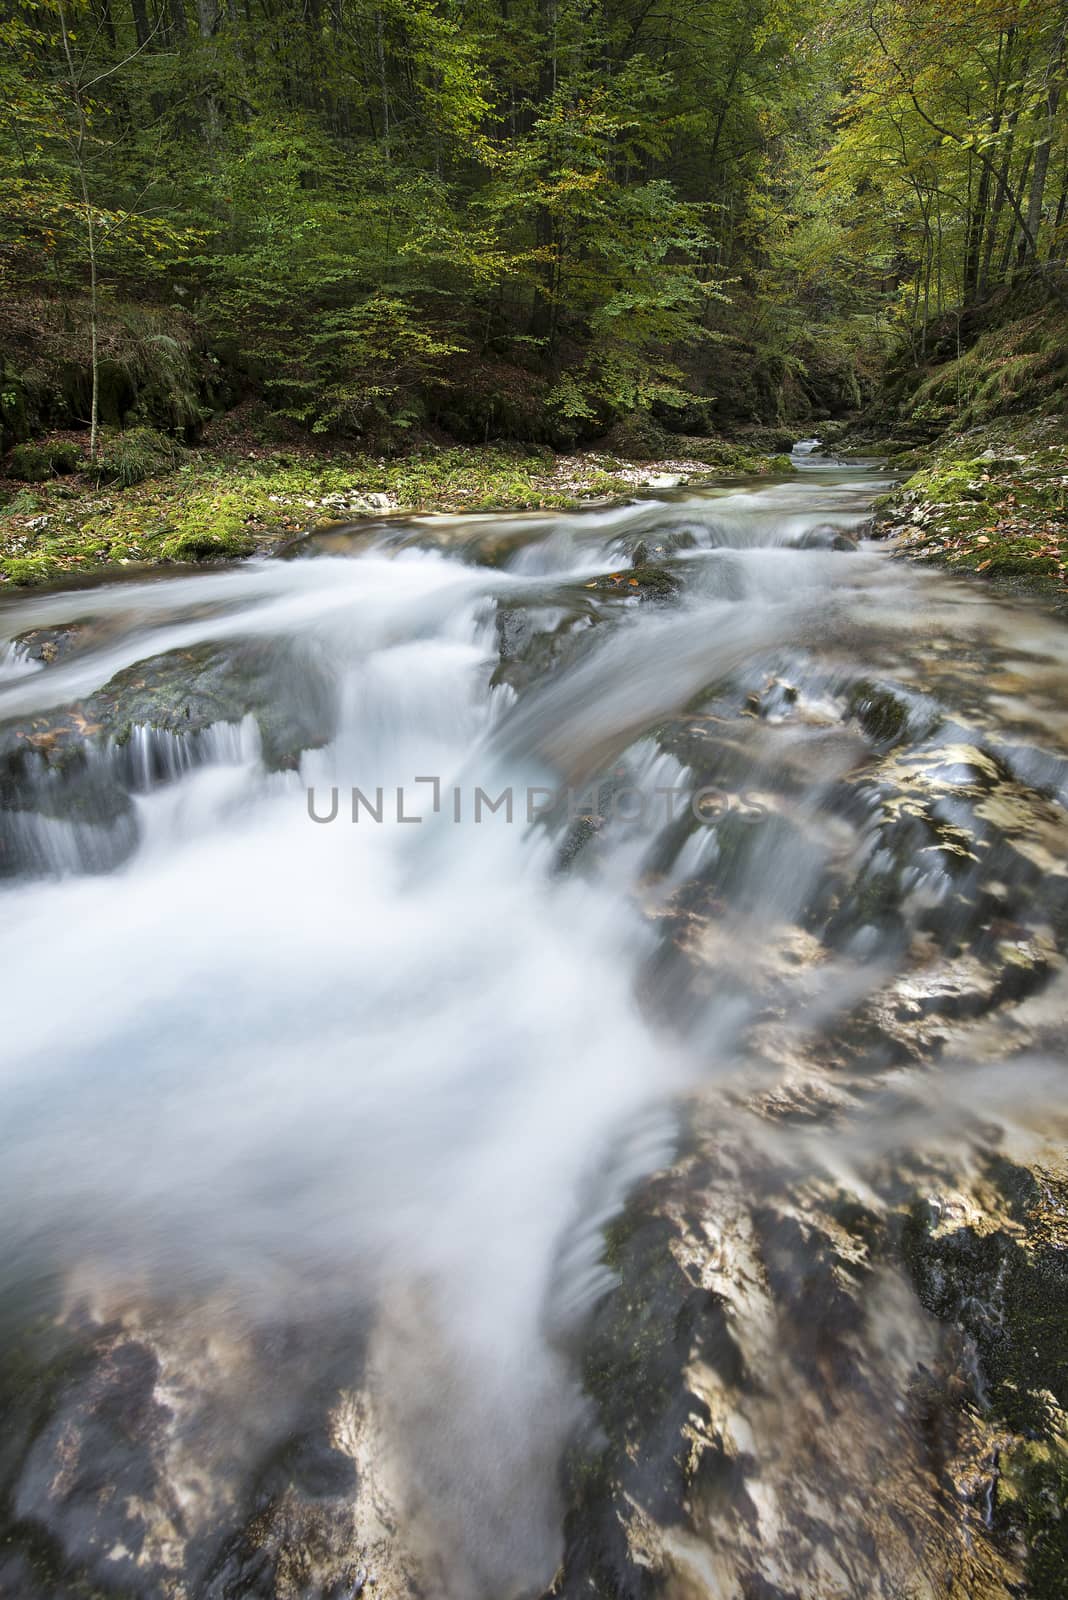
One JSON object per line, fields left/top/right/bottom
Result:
{"left": 795, "top": 522, "right": 858, "bottom": 551}
{"left": 584, "top": 564, "right": 681, "bottom": 601}
{"left": 492, "top": 600, "right": 601, "bottom": 695}
{"left": 659, "top": 713, "right": 869, "bottom": 797}
{"left": 0, "top": 641, "right": 336, "bottom": 795}
{"left": 0, "top": 639, "right": 337, "bottom": 872}
{"left": 87, "top": 640, "right": 336, "bottom": 772}
{"left": 551, "top": 1116, "right": 1022, "bottom": 1600}
{"left": 0, "top": 1297, "right": 415, "bottom": 1600}
{"left": 901, "top": 1159, "right": 1068, "bottom": 1596}
{"left": 614, "top": 527, "right": 698, "bottom": 564}
{"left": 847, "top": 678, "right": 937, "bottom": 749}
{"left": 821, "top": 728, "right": 1068, "bottom": 969}
{"left": 11, "top": 1330, "right": 175, "bottom": 1598}
{"left": 10, "top": 623, "right": 89, "bottom": 666}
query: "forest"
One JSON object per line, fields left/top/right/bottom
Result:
{"left": 4, "top": 5, "right": 1068, "bottom": 1598}
{"left": 1, "top": 0, "right": 1065, "bottom": 469}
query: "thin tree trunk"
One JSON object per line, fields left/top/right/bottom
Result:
{"left": 58, "top": 2, "right": 100, "bottom": 460}
{"left": 197, "top": 0, "right": 220, "bottom": 143}
{"left": 376, "top": 9, "right": 390, "bottom": 157}
{"left": 1025, "top": 24, "right": 1066, "bottom": 259}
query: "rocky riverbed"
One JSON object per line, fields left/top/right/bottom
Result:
{"left": 0, "top": 453, "right": 1066, "bottom": 1599}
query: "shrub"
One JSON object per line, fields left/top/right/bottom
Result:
{"left": 94, "top": 427, "right": 181, "bottom": 487}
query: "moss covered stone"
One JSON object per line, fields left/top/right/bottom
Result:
{"left": 6, "top": 441, "right": 81, "bottom": 481}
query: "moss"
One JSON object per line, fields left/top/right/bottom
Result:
{"left": 2, "top": 554, "right": 57, "bottom": 585}
{"left": 875, "top": 418, "right": 1068, "bottom": 590}
{"left": 160, "top": 525, "right": 257, "bottom": 562}
{"left": 0, "top": 438, "right": 788, "bottom": 586}
{"left": 957, "top": 545, "right": 1059, "bottom": 579}
{"left": 900, "top": 459, "right": 993, "bottom": 503}
{"left": 6, "top": 440, "right": 81, "bottom": 481}
{"left": 900, "top": 308, "right": 1068, "bottom": 431}
{"left": 1000, "top": 1431, "right": 1068, "bottom": 1593}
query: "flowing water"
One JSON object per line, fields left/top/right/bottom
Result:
{"left": 1, "top": 448, "right": 1067, "bottom": 1598}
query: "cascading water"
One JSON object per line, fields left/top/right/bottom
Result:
{"left": 1, "top": 456, "right": 1066, "bottom": 1599}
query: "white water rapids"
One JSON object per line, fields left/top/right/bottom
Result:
{"left": 2, "top": 451, "right": 1067, "bottom": 1597}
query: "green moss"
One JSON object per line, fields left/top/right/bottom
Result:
{"left": 160, "top": 525, "right": 257, "bottom": 561}
{"left": 1000, "top": 1432, "right": 1068, "bottom": 1593}
{"left": 902, "top": 1160, "right": 1068, "bottom": 1594}
{"left": 901, "top": 308, "right": 1068, "bottom": 431}
{"left": 901, "top": 459, "right": 991, "bottom": 502}
{"left": 0, "top": 438, "right": 785, "bottom": 585}
{"left": 849, "top": 680, "right": 911, "bottom": 745}
{"left": 1, "top": 553, "right": 56, "bottom": 584}
{"left": 877, "top": 419, "right": 1068, "bottom": 590}
{"left": 955, "top": 543, "right": 1059, "bottom": 579}
{"left": 6, "top": 440, "right": 81, "bottom": 481}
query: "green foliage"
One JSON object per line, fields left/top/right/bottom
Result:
{"left": 824, "top": 0, "right": 1068, "bottom": 348}
{"left": 0, "top": 0, "right": 839, "bottom": 441}
{"left": 94, "top": 426, "right": 181, "bottom": 487}
{"left": 1, "top": 0, "right": 1061, "bottom": 457}
{"left": 601, "top": 414, "right": 674, "bottom": 461}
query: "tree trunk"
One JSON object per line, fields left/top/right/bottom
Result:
{"left": 1025, "top": 25, "right": 1066, "bottom": 260}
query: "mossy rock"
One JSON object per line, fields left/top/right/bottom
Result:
{"left": 6, "top": 441, "right": 82, "bottom": 481}
{"left": 585, "top": 563, "right": 681, "bottom": 600}
{"left": 0, "top": 640, "right": 337, "bottom": 793}
{"left": 92, "top": 641, "right": 335, "bottom": 769}
{"left": 1, "top": 554, "right": 56, "bottom": 585}
{"left": 160, "top": 526, "right": 257, "bottom": 562}
{"left": 971, "top": 548, "right": 1059, "bottom": 579}
{"left": 848, "top": 680, "right": 914, "bottom": 746}
{"left": 602, "top": 413, "right": 674, "bottom": 461}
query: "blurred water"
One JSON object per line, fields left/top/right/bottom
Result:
{"left": 1, "top": 457, "right": 1067, "bottom": 1596}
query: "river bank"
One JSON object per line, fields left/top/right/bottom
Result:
{"left": 860, "top": 417, "right": 1068, "bottom": 590}
{"left": 0, "top": 428, "right": 796, "bottom": 587}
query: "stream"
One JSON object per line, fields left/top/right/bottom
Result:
{"left": 1, "top": 447, "right": 1067, "bottom": 1599}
